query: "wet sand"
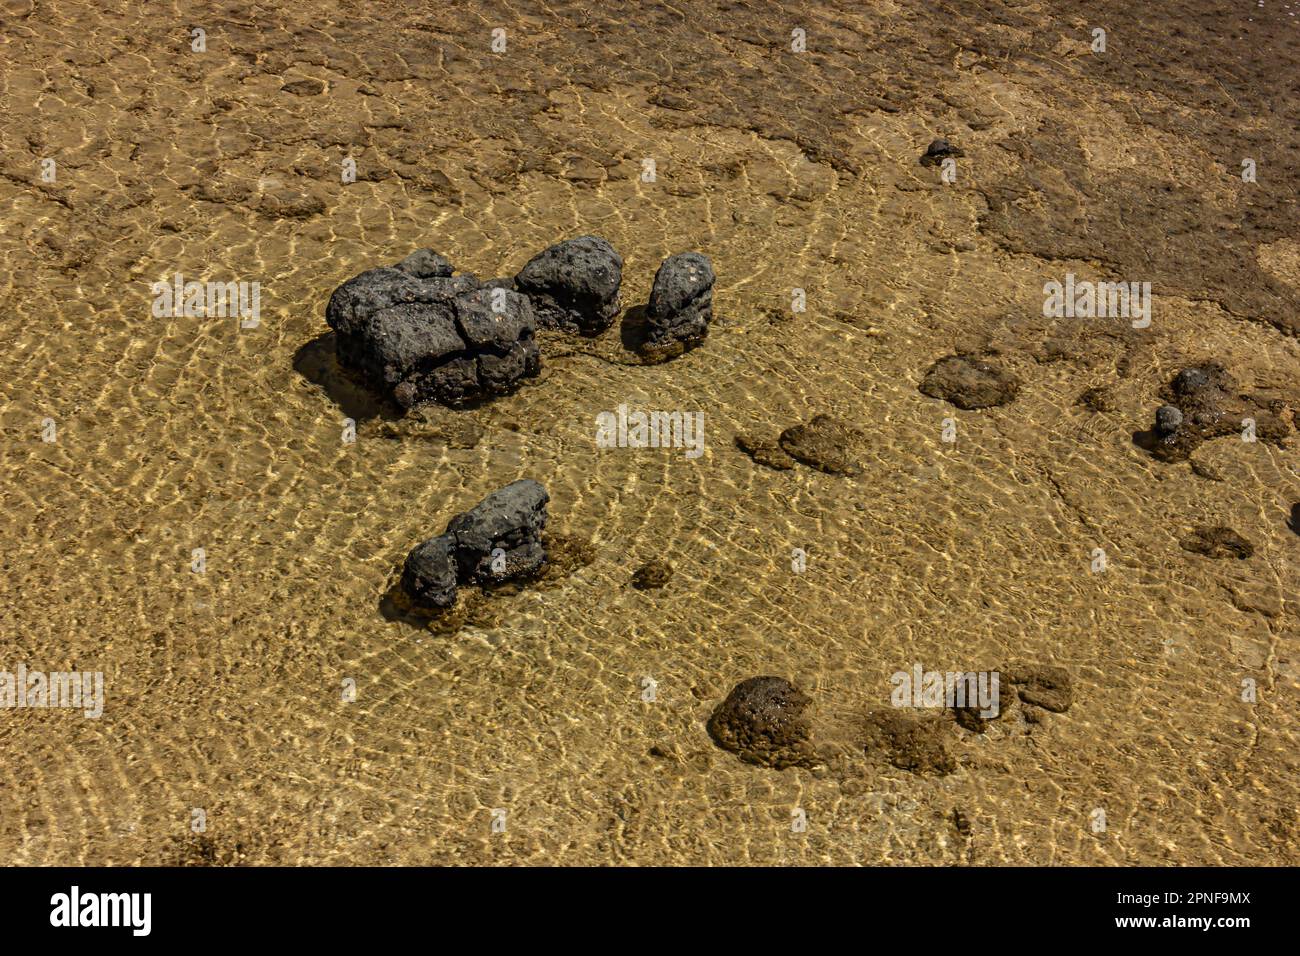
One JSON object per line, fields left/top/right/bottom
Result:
{"left": 0, "top": 0, "right": 1298, "bottom": 865}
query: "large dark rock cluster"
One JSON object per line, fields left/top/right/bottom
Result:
{"left": 401, "top": 479, "right": 550, "bottom": 610}
{"left": 325, "top": 250, "right": 540, "bottom": 408}
{"left": 325, "top": 238, "right": 720, "bottom": 410}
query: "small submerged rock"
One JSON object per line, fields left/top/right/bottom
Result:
{"left": 735, "top": 433, "right": 795, "bottom": 471}
{"left": 325, "top": 250, "right": 540, "bottom": 408}
{"left": 514, "top": 235, "right": 623, "bottom": 335}
{"left": 777, "top": 415, "right": 865, "bottom": 476}
{"left": 919, "top": 138, "right": 964, "bottom": 167}
{"left": 400, "top": 479, "right": 550, "bottom": 610}
{"left": 642, "top": 252, "right": 715, "bottom": 356}
{"left": 1077, "top": 386, "right": 1115, "bottom": 412}
{"left": 919, "top": 354, "right": 1020, "bottom": 409}
{"left": 1180, "top": 525, "right": 1254, "bottom": 560}
{"left": 631, "top": 560, "right": 673, "bottom": 590}
{"left": 861, "top": 710, "right": 956, "bottom": 775}
{"left": 707, "top": 676, "right": 818, "bottom": 769}
{"left": 1005, "top": 664, "right": 1073, "bottom": 713}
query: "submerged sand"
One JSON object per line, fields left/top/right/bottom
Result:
{"left": 0, "top": 0, "right": 1297, "bottom": 864}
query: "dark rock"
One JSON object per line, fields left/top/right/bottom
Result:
{"left": 514, "top": 236, "right": 623, "bottom": 335}
{"left": 400, "top": 479, "right": 550, "bottom": 610}
{"left": 778, "top": 415, "right": 865, "bottom": 475}
{"left": 631, "top": 560, "right": 673, "bottom": 590}
{"left": 445, "top": 479, "right": 550, "bottom": 584}
{"left": 325, "top": 258, "right": 539, "bottom": 408}
{"left": 735, "top": 433, "right": 795, "bottom": 470}
{"left": 861, "top": 710, "right": 956, "bottom": 775}
{"left": 919, "top": 138, "right": 964, "bottom": 167}
{"left": 707, "top": 676, "right": 817, "bottom": 769}
{"left": 1180, "top": 525, "right": 1253, "bottom": 560}
{"left": 282, "top": 78, "right": 327, "bottom": 96}
{"left": 1005, "top": 664, "right": 1073, "bottom": 713}
{"left": 952, "top": 673, "right": 1011, "bottom": 732}
{"left": 1289, "top": 504, "right": 1300, "bottom": 536}
{"left": 400, "top": 536, "right": 458, "bottom": 609}
{"left": 643, "top": 252, "right": 714, "bottom": 354}
{"left": 919, "top": 354, "right": 1020, "bottom": 409}
{"left": 1155, "top": 404, "right": 1184, "bottom": 436}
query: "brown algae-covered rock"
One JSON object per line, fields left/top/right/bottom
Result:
{"left": 861, "top": 710, "right": 956, "bottom": 775}
{"left": 919, "top": 354, "right": 1020, "bottom": 410}
{"left": 1180, "top": 525, "right": 1254, "bottom": 560}
{"left": 777, "top": 415, "right": 865, "bottom": 476}
{"left": 707, "top": 676, "right": 817, "bottom": 769}
{"left": 1005, "top": 664, "right": 1074, "bottom": 713}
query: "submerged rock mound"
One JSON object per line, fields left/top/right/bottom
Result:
{"left": 1180, "top": 525, "right": 1254, "bottom": 560}
{"left": 1143, "top": 362, "right": 1290, "bottom": 462}
{"left": 514, "top": 236, "right": 623, "bottom": 335}
{"left": 778, "top": 415, "right": 865, "bottom": 475}
{"left": 325, "top": 251, "right": 540, "bottom": 408}
{"left": 707, "top": 676, "right": 817, "bottom": 769}
{"left": 919, "top": 354, "right": 1020, "bottom": 409}
{"left": 1005, "top": 664, "right": 1073, "bottom": 714}
{"left": 861, "top": 710, "right": 956, "bottom": 775}
{"left": 401, "top": 479, "right": 550, "bottom": 609}
{"left": 643, "top": 252, "right": 715, "bottom": 355}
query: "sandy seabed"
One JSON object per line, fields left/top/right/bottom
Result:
{"left": 1, "top": 0, "right": 1298, "bottom": 865}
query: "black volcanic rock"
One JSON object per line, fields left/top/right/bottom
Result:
{"left": 514, "top": 236, "right": 623, "bottom": 335}
{"left": 444, "top": 478, "right": 550, "bottom": 584}
{"left": 919, "top": 138, "right": 964, "bottom": 167}
{"left": 400, "top": 535, "right": 458, "bottom": 609}
{"left": 643, "top": 252, "right": 714, "bottom": 354}
{"left": 707, "top": 676, "right": 816, "bottom": 769}
{"left": 325, "top": 255, "right": 539, "bottom": 408}
{"left": 400, "top": 479, "right": 551, "bottom": 610}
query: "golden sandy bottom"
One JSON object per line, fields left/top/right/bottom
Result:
{"left": 0, "top": 0, "right": 1297, "bottom": 864}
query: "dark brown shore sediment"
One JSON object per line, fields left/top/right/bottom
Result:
{"left": 0, "top": 0, "right": 1297, "bottom": 865}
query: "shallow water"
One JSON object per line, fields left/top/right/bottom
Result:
{"left": 0, "top": 0, "right": 1297, "bottom": 865}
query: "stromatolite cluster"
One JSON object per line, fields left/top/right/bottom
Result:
{"left": 1144, "top": 362, "right": 1290, "bottom": 462}
{"left": 401, "top": 479, "right": 550, "bottom": 610}
{"left": 325, "top": 250, "right": 540, "bottom": 408}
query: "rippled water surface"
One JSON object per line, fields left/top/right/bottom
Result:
{"left": 1, "top": 0, "right": 1298, "bottom": 864}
